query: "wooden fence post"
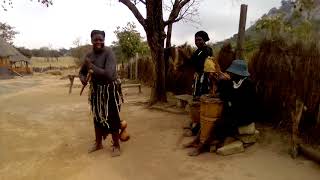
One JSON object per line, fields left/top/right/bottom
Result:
{"left": 236, "top": 4, "right": 248, "bottom": 60}
{"left": 135, "top": 53, "right": 139, "bottom": 80}
{"left": 130, "top": 58, "right": 133, "bottom": 80}
{"left": 317, "top": 104, "right": 320, "bottom": 125}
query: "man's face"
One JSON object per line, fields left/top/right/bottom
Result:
{"left": 195, "top": 36, "right": 205, "bottom": 48}
{"left": 91, "top": 34, "right": 105, "bottom": 52}
{"left": 227, "top": 72, "right": 241, "bottom": 80}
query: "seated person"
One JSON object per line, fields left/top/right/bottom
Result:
{"left": 184, "top": 60, "right": 256, "bottom": 156}
{"left": 214, "top": 59, "right": 256, "bottom": 142}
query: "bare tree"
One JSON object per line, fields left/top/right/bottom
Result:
{"left": 118, "top": 0, "right": 201, "bottom": 104}
{"left": 1, "top": 0, "right": 53, "bottom": 11}
{"left": 164, "top": 0, "right": 200, "bottom": 48}
{"left": 0, "top": 22, "right": 18, "bottom": 44}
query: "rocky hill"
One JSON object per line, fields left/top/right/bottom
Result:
{"left": 213, "top": 0, "right": 320, "bottom": 52}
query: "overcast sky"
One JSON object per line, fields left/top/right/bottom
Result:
{"left": 0, "top": 0, "right": 281, "bottom": 49}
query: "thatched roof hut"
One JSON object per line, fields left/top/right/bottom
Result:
{"left": 0, "top": 38, "right": 31, "bottom": 78}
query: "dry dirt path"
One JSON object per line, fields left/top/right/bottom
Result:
{"left": 0, "top": 75, "right": 319, "bottom": 180}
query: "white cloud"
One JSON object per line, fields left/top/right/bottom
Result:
{"left": 0, "top": 0, "right": 281, "bottom": 49}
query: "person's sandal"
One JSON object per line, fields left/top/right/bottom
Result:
{"left": 111, "top": 146, "right": 121, "bottom": 157}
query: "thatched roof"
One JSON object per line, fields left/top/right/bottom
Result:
{"left": 0, "top": 37, "right": 14, "bottom": 57}
{"left": 0, "top": 37, "right": 30, "bottom": 63}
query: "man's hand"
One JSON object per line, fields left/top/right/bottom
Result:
{"left": 80, "top": 76, "right": 87, "bottom": 86}
{"left": 85, "top": 57, "right": 93, "bottom": 69}
{"left": 217, "top": 72, "right": 230, "bottom": 81}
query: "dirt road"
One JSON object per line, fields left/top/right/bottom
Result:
{"left": 0, "top": 74, "right": 319, "bottom": 180}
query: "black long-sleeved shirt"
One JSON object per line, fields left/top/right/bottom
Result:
{"left": 79, "top": 47, "right": 117, "bottom": 85}
{"left": 217, "top": 78, "right": 257, "bottom": 126}
{"left": 191, "top": 45, "right": 213, "bottom": 73}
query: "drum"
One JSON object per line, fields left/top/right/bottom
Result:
{"left": 199, "top": 95, "right": 224, "bottom": 143}
{"left": 189, "top": 101, "right": 201, "bottom": 123}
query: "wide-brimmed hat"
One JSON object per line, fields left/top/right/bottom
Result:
{"left": 226, "top": 59, "right": 250, "bottom": 77}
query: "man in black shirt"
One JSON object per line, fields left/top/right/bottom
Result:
{"left": 191, "top": 30, "right": 213, "bottom": 100}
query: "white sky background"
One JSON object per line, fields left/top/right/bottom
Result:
{"left": 0, "top": 0, "right": 281, "bottom": 49}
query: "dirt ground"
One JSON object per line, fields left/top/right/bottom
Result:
{"left": 0, "top": 74, "right": 319, "bottom": 180}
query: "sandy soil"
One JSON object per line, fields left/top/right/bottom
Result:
{"left": 0, "top": 74, "right": 319, "bottom": 180}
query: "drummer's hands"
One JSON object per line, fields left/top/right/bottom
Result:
{"left": 217, "top": 72, "right": 230, "bottom": 81}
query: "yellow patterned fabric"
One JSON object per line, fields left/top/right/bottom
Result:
{"left": 204, "top": 56, "right": 217, "bottom": 73}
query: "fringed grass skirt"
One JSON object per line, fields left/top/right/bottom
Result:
{"left": 89, "top": 82, "right": 121, "bottom": 134}
{"left": 192, "top": 72, "right": 210, "bottom": 99}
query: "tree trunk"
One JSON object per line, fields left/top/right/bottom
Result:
{"left": 149, "top": 41, "right": 166, "bottom": 104}
{"left": 145, "top": 0, "right": 167, "bottom": 104}
{"left": 166, "top": 23, "right": 173, "bottom": 48}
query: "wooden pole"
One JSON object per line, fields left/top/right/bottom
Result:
{"left": 290, "top": 99, "right": 304, "bottom": 158}
{"left": 135, "top": 53, "right": 139, "bottom": 80}
{"left": 236, "top": 4, "right": 248, "bottom": 60}
{"left": 130, "top": 59, "right": 133, "bottom": 80}
{"left": 317, "top": 105, "right": 320, "bottom": 125}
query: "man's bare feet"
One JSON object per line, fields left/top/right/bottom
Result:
{"left": 183, "top": 140, "right": 199, "bottom": 148}
{"left": 88, "top": 142, "right": 103, "bottom": 153}
{"left": 111, "top": 146, "right": 121, "bottom": 157}
{"left": 188, "top": 148, "right": 201, "bottom": 156}
{"left": 188, "top": 143, "right": 205, "bottom": 156}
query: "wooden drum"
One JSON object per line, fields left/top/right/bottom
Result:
{"left": 189, "top": 101, "right": 201, "bottom": 123}
{"left": 199, "top": 95, "right": 224, "bottom": 143}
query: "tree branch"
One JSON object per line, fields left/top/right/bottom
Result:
{"left": 119, "top": 0, "right": 146, "bottom": 29}
{"left": 164, "top": 0, "right": 193, "bottom": 26}
{"left": 131, "top": 0, "right": 146, "bottom": 5}
{"left": 139, "top": 0, "right": 146, "bottom": 5}
{"left": 177, "top": 0, "right": 199, "bottom": 23}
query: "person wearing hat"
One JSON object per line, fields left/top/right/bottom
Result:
{"left": 214, "top": 59, "right": 257, "bottom": 142}
{"left": 79, "top": 30, "right": 122, "bottom": 157}
{"left": 185, "top": 60, "right": 256, "bottom": 156}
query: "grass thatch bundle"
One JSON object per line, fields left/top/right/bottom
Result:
{"left": 216, "top": 43, "right": 236, "bottom": 72}
{"left": 137, "top": 56, "right": 155, "bottom": 86}
{"left": 165, "top": 44, "right": 194, "bottom": 95}
{"left": 249, "top": 38, "right": 320, "bottom": 143}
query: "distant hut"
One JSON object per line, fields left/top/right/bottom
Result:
{"left": 0, "top": 38, "right": 31, "bottom": 78}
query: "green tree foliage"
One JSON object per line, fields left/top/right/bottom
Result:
{"left": 15, "top": 47, "right": 33, "bottom": 58}
{"left": 58, "top": 48, "right": 68, "bottom": 56}
{"left": 30, "top": 47, "right": 63, "bottom": 58}
{"left": 255, "top": 14, "right": 291, "bottom": 38}
{"left": 0, "top": 22, "right": 18, "bottom": 44}
{"left": 255, "top": 12, "right": 317, "bottom": 41}
{"left": 113, "top": 22, "right": 149, "bottom": 62}
{"left": 293, "top": 0, "right": 316, "bottom": 12}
